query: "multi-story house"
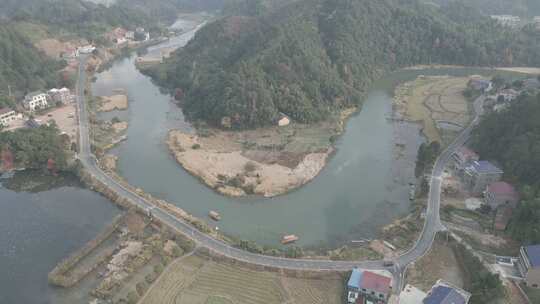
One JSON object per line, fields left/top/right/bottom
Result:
{"left": 452, "top": 146, "right": 479, "bottom": 171}
{"left": 517, "top": 245, "right": 540, "bottom": 288}
{"left": 0, "top": 108, "right": 20, "bottom": 126}
{"left": 48, "top": 88, "right": 72, "bottom": 104}
{"left": 347, "top": 268, "right": 392, "bottom": 304}
{"left": 490, "top": 15, "right": 521, "bottom": 28}
{"left": 23, "top": 92, "right": 49, "bottom": 111}
{"left": 463, "top": 161, "right": 503, "bottom": 195}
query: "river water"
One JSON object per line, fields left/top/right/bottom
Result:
{"left": 92, "top": 19, "right": 524, "bottom": 248}
{"left": 0, "top": 172, "right": 120, "bottom": 304}
{"left": 93, "top": 22, "right": 425, "bottom": 248}
{"left": 0, "top": 17, "right": 525, "bottom": 303}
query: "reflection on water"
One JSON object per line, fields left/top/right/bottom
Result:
{"left": 0, "top": 173, "right": 121, "bottom": 304}
{"left": 1, "top": 170, "right": 81, "bottom": 193}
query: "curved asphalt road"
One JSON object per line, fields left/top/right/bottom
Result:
{"left": 75, "top": 55, "right": 484, "bottom": 291}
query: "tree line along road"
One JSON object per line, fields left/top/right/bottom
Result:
{"left": 75, "top": 55, "right": 484, "bottom": 293}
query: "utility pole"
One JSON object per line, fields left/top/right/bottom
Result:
{"left": 7, "top": 85, "right": 11, "bottom": 97}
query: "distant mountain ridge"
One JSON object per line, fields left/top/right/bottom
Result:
{"left": 144, "top": 0, "right": 540, "bottom": 129}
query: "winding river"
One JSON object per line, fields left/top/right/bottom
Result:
{"left": 0, "top": 16, "right": 527, "bottom": 303}
{"left": 93, "top": 19, "right": 524, "bottom": 248}
{"left": 93, "top": 20, "right": 424, "bottom": 248}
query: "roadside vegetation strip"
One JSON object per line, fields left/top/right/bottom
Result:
{"left": 48, "top": 213, "right": 124, "bottom": 287}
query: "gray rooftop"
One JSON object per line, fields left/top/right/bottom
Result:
{"left": 525, "top": 245, "right": 540, "bottom": 268}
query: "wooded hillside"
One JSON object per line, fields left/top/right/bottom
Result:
{"left": 0, "top": 24, "right": 65, "bottom": 95}
{"left": 145, "top": 0, "right": 540, "bottom": 129}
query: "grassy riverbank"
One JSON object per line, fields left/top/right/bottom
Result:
{"left": 393, "top": 75, "right": 472, "bottom": 145}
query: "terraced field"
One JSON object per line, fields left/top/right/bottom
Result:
{"left": 140, "top": 255, "right": 204, "bottom": 304}
{"left": 141, "top": 255, "right": 343, "bottom": 304}
{"left": 282, "top": 277, "right": 343, "bottom": 304}
{"left": 186, "top": 262, "right": 285, "bottom": 304}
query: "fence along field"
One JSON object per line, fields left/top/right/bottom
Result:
{"left": 140, "top": 255, "right": 344, "bottom": 304}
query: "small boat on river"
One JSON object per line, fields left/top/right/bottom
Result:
{"left": 281, "top": 234, "right": 299, "bottom": 244}
{"left": 209, "top": 210, "right": 221, "bottom": 221}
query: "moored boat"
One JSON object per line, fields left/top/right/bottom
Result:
{"left": 281, "top": 234, "right": 299, "bottom": 244}
{"left": 209, "top": 210, "right": 221, "bottom": 221}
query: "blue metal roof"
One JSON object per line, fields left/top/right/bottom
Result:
{"left": 471, "top": 161, "right": 503, "bottom": 174}
{"left": 525, "top": 245, "right": 540, "bottom": 268}
{"left": 423, "top": 286, "right": 467, "bottom": 304}
{"left": 423, "top": 286, "right": 451, "bottom": 304}
{"left": 347, "top": 268, "right": 363, "bottom": 289}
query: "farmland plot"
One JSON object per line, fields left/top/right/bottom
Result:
{"left": 141, "top": 255, "right": 343, "bottom": 304}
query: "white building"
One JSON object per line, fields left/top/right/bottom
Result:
{"left": 23, "top": 92, "right": 49, "bottom": 111}
{"left": 0, "top": 108, "right": 21, "bottom": 126}
{"left": 498, "top": 89, "right": 519, "bottom": 102}
{"left": 125, "top": 31, "right": 135, "bottom": 40}
{"left": 277, "top": 113, "right": 290, "bottom": 127}
{"left": 48, "top": 88, "right": 72, "bottom": 104}
{"left": 76, "top": 45, "right": 96, "bottom": 56}
{"left": 491, "top": 15, "right": 521, "bottom": 28}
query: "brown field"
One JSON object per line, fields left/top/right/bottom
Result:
{"left": 35, "top": 103, "right": 78, "bottom": 140}
{"left": 140, "top": 255, "right": 343, "bottom": 304}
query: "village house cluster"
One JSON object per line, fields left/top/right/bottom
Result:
{"left": 442, "top": 75, "right": 540, "bottom": 293}
{"left": 106, "top": 27, "right": 150, "bottom": 46}
{"left": 0, "top": 87, "right": 74, "bottom": 129}
{"left": 490, "top": 14, "right": 540, "bottom": 30}
{"left": 469, "top": 75, "right": 540, "bottom": 113}
{"left": 23, "top": 88, "right": 74, "bottom": 111}
{"left": 346, "top": 268, "right": 472, "bottom": 304}
{"left": 452, "top": 146, "right": 518, "bottom": 232}
{"left": 490, "top": 15, "right": 521, "bottom": 28}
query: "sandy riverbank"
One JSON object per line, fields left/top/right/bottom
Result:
{"left": 167, "top": 110, "right": 355, "bottom": 197}
{"left": 98, "top": 94, "right": 128, "bottom": 112}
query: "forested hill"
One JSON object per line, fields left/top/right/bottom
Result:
{"left": 145, "top": 0, "right": 540, "bottom": 129}
{"left": 1, "top": 0, "right": 159, "bottom": 43}
{"left": 0, "top": 24, "right": 65, "bottom": 95}
{"left": 116, "top": 0, "right": 229, "bottom": 23}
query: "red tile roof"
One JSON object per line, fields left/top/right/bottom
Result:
{"left": 458, "top": 147, "right": 478, "bottom": 160}
{"left": 488, "top": 182, "right": 517, "bottom": 196}
{"left": 359, "top": 271, "right": 392, "bottom": 295}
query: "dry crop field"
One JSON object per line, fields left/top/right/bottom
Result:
{"left": 140, "top": 255, "right": 343, "bottom": 304}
